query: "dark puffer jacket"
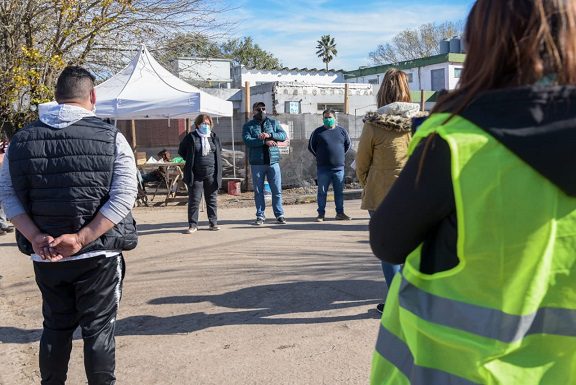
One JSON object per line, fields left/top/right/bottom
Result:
{"left": 9, "top": 117, "right": 138, "bottom": 255}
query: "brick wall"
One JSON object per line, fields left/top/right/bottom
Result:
{"left": 117, "top": 119, "right": 187, "bottom": 148}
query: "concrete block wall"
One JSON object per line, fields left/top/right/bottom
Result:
{"left": 128, "top": 112, "right": 370, "bottom": 188}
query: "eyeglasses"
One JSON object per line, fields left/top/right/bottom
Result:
{"left": 255, "top": 107, "right": 266, "bottom": 112}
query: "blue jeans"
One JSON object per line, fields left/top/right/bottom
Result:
{"left": 317, "top": 168, "right": 344, "bottom": 216}
{"left": 251, "top": 163, "right": 284, "bottom": 219}
{"left": 382, "top": 262, "right": 401, "bottom": 289}
{"left": 368, "top": 210, "right": 401, "bottom": 290}
{"left": 0, "top": 206, "right": 11, "bottom": 229}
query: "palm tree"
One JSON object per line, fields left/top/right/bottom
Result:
{"left": 316, "top": 35, "right": 337, "bottom": 71}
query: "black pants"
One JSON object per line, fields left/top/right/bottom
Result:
{"left": 33, "top": 254, "right": 125, "bottom": 385}
{"left": 187, "top": 176, "right": 218, "bottom": 226}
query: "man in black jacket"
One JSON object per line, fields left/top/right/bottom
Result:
{"left": 0, "top": 66, "right": 138, "bottom": 385}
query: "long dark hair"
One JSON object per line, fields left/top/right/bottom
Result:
{"left": 376, "top": 69, "right": 411, "bottom": 108}
{"left": 434, "top": 0, "right": 576, "bottom": 114}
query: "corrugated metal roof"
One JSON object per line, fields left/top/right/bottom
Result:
{"left": 242, "top": 66, "right": 345, "bottom": 73}
{"left": 344, "top": 53, "right": 466, "bottom": 79}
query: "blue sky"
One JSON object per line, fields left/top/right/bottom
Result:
{"left": 230, "top": 0, "right": 475, "bottom": 70}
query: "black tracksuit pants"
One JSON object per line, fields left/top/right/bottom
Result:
{"left": 33, "top": 254, "right": 125, "bottom": 385}
{"left": 187, "top": 176, "right": 218, "bottom": 226}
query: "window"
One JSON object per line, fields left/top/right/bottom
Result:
{"left": 285, "top": 101, "right": 301, "bottom": 114}
{"left": 431, "top": 69, "right": 446, "bottom": 91}
{"left": 406, "top": 73, "right": 414, "bottom": 83}
{"left": 317, "top": 103, "right": 344, "bottom": 113}
{"left": 454, "top": 67, "right": 462, "bottom": 78}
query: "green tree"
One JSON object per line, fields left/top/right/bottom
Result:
{"left": 0, "top": 0, "right": 232, "bottom": 137}
{"left": 316, "top": 35, "right": 337, "bottom": 71}
{"left": 220, "top": 37, "right": 282, "bottom": 70}
{"left": 156, "top": 33, "right": 223, "bottom": 70}
{"left": 157, "top": 34, "right": 282, "bottom": 79}
{"left": 368, "top": 21, "right": 464, "bottom": 65}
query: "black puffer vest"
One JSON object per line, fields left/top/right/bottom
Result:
{"left": 9, "top": 117, "right": 138, "bottom": 256}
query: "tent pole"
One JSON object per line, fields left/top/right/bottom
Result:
{"left": 130, "top": 119, "right": 137, "bottom": 150}
{"left": 231, "top": 117, "right": 236, "bottom": 178}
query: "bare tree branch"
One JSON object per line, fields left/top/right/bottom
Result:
{"left": 0, "top": 0, "right": 236, "bottom": 135}
{"left": 369, "top": 21, "right": 464, "bottom": 65}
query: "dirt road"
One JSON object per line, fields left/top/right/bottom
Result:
{"left": 0, "top": 199, "right": 385, "bottom": 385}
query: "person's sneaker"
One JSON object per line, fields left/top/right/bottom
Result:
{"left": 335, "top": 213, "right": 352, "bottom": 221}
{"left": 1, "top": 225, "right": 14, "bottom": 233}
{"left": 376, "top": 303, "right": 384, "bottom": 314}
{"left": 316, "top": 215, "right": 324, "bottom": 222}
{"left": 209, "top": 224, "right": 221, "bottom": 231}
{"left": 276, "top": 216, "right": 287, "bottom": 224}
{"left": 186, "top": 225, "right": 197, "bottom": 234}
{"left": 252, "top": 217, "right": 265, "bottom": 226}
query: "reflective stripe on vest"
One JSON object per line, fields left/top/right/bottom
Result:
{"left": 398, "top": 277, "right": 576, "bottom": 343}
{"left": 375, "top": 324, "right": 480, "bottom": 385}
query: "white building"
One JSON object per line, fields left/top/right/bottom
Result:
{"left": 174, "top": 57, "right": 346, "bottom": 90}
{"left": 345, "top": 53, "right": 465, "bottom": 91}
{"left": 245, "top": 81, "right": 374, "bottom": 115}
{"left": 232, "top": 66, "right": 345, "bottom": 88}
{"left": 174, "top": 57, "right": 234, "bottom": 88}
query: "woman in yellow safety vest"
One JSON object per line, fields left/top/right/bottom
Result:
{"left": 370, "top": 1, "right": 576, "bottom": 384}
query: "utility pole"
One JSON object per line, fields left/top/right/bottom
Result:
{"left": 344, "top": 83, "right": 350, "bottom": 114}
{"left": 244, "top": 81, "right": 251, "bottom": 191}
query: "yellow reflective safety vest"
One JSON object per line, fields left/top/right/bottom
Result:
{"left": 371, "top": 113, "right": 576, "bottom": 385}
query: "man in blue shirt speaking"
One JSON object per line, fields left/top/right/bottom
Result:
{"left": 308, "top": 109, "right": 352, "bottom": 222}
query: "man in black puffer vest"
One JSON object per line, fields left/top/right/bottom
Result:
{"left": 0, "top": 66, "right": 138, "bottom": 385}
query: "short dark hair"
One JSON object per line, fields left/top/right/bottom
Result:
{"left": 322, "top": 109, "right": 336, "bottom": 117}
{"left": 193, "top": 114, "right": 213, "bottom": 128}
{"left": 253, "top": 102, "right": 265, "bottom": 110}
{"left": 55, "top": 66, "right": 95, "bottom": 102}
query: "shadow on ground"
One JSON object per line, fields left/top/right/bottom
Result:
{"left": 116, "top": 279, "right": 383, "bottom": 336}
{"left": 0, "top": 279, "right": 384, "bottom": 343}
{"left": 136, "top": 217, "right": 369, "bottom": 236}
{"left": 0, "top": 326, "right": 42, "bottom": 344}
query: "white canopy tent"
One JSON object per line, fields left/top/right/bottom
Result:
{"left": 94, "top": 45, "right": 232, "bottom": 119}
{"left": 40, "top": 45, "right": 233, "bottom": 118}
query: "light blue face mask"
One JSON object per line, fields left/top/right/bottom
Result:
{"left": 198, "top": 123, "right": 211, "bottom": 135}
